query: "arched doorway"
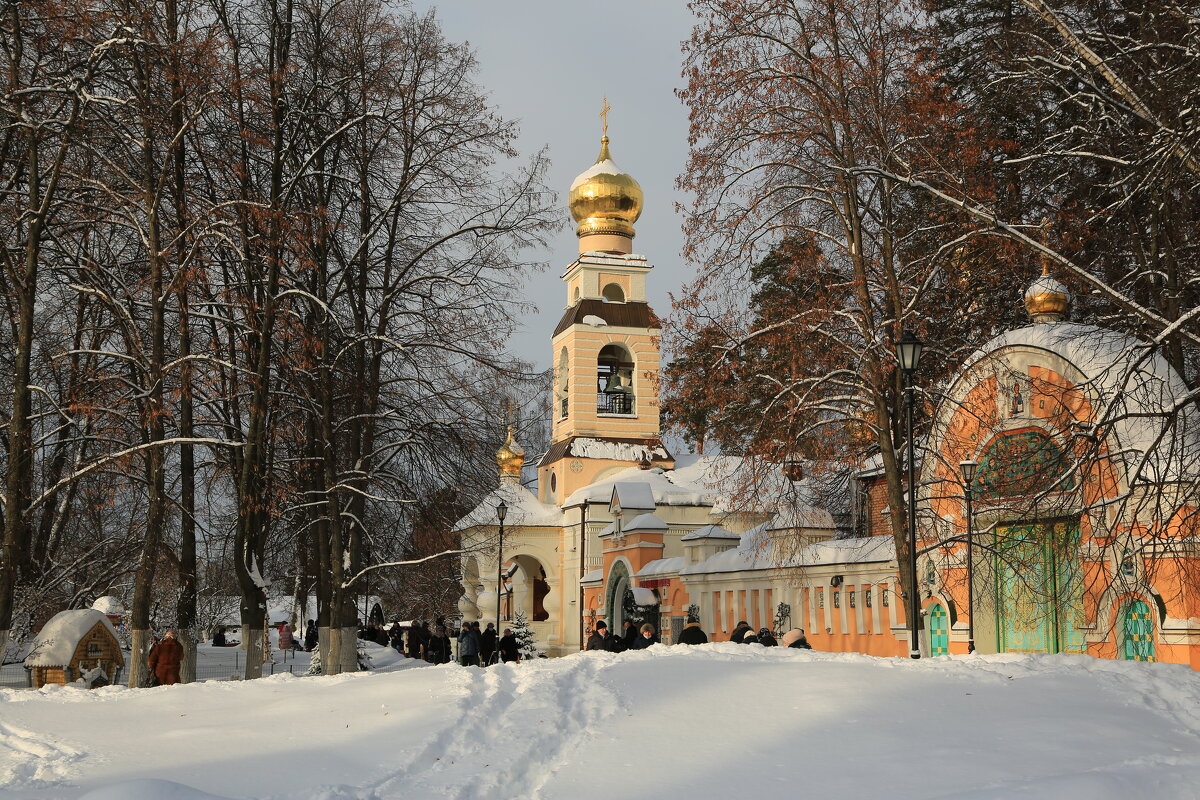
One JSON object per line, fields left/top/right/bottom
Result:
{"left": 1121, "top": 600, "right": 1155, "bottom": 662}
{"left": 927, "top": 602, "right": 949, "bottom": 656}
{"left": 606, "top": 561, "right": 632, "bottom": 630}
{"left": 507, "top": 554, "right": 551, "bottom": 623}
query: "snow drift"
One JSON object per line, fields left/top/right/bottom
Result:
{"left": 2, "top": 645, "right": 1198, "bottom": 799}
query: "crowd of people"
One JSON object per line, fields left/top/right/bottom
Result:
{"left": 351, "top": 618, "right": 522, "bottom": 666}
{"left": 585, "top": 619, "right": 812, "bottom": 652}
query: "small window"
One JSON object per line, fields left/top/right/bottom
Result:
{"left": 864, "top": 586, "right": 872, "bottom": 608}
{"left": 550, "top": 472, "right": 557, "bottom": 494}
{"left": 87, "top": 641, "right": 103, "bottom": 657}
{"left": 849, "top": 590, "right": 856, "bottom": 609}
{"left": 817, "top": 589, "right": 824, "bottom": 609}
{"left": 602, "top": 283, "right": 625, "bottom": 303}
{"left": 882, "top": 587, "right": 890, "bottom": 607}
{"left": 833, "top": 591, "right": 840, "bottom": 608}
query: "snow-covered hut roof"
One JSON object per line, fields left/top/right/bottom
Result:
{"left": 637, "top": 557, "right": 684, "bottom": 578}
{"left": 453, "top": 481, "right": 565, "bottom": 531}
{"left": 962, "top": 323, "right": 1199, "bottom": 483}
{"left": 25, "top": 609, "right": 119, "bottom": 667}
{"left": 680, "top": 524, "right": 740, "bottom": 541}
{"left": 625, "top": 513, "right": 668, "bottom": 531}
{"left": 610, "top": 482, "right": 656, "bottom": 512}
{"left": 90, "top": 596, "right": 124, "bottom": 616}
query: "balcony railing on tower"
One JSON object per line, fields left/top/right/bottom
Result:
{"left": 597, "top": 391, "right": 635, "bottom": 415}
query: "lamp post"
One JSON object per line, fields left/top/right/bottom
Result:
{"left": 896, "top": 329, "right": 924, "bottom": 659}
{"left": 959, "top": 459, "right": 978, "bottom": 654}
{"left": 494, "top": 500, "right": 507, "bottom": 664}
{"left": 578, "top": 502, "right": 588, "bottom": 651}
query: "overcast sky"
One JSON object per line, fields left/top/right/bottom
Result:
{"left": 409, "top": 1, "right": 698, "bottom": 371}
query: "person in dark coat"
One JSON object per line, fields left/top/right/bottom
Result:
{"left": 148, "top": 629, "right": 184, "bottom": 686}
{"left": 678, "top": 621, "right": 708, "bottom": 645}
{"left": 758, "top": 628, "right": 777, "bottom": 647}
{"left": 586, "top": 621, "right": 612, "bottom": 651}
{"left": 304, "top": 620, "right": 318, "bottom": 652}
{"left": 622, "top": 620, "right": 638, "bottom": 649}
{"left": 407, "top": 622, "right": 426, "bottom": 660}
{"left": 498, "top": 628, "right": 519, "bottom": 662}
{"left": 629, "top": 622, "right": 657, "bottom": 649}
{"left": 212, "top": 627, "right": 227, "bottom": 647}
{"left": 782, "top": 628, "right": 812, "bottom": 649}
{"left": 480, "top": 622, "right": 498, "bottom": 665}
{"left": 388, "top": 624, "right": 404, "bottom": 652}
{"left": 427, "top": 626, "right": 451, "bottom": 664}
{"left": 458, "top": 623, "right": 482, "bottom": 666}
{"left": 729, "top": 621, "right": 752, "bottom": 643}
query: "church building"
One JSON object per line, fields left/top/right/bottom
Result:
{"left": 454, "top": 127, "right": 1200, "bottom": 670}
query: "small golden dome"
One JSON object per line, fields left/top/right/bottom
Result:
{"left": 568, "top": 137, "right": 643, "bottom": 239}
{"left": 1024, "top": 264, "right": 1071, "bottom": 323}
{"left": 496, "top": 427, "right": 525, "bottom": 478}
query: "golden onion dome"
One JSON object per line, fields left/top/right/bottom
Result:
{"left": 1024, "top": 264, "right": 1071, "bottom": 323}
{"left": 568, "top": 136, "right": 643, "bottom": 239}
{"left": 496, "top": 427, "right": 525, "bottom": 478}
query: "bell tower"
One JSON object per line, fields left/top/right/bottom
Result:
{"left": 537, "top": 119, "right": 673, "bottom": 505}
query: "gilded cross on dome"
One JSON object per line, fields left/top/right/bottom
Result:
{"left": 600, "top": 96, "right": 611, "bottom": 138}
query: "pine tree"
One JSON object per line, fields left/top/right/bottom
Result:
{"left": 511, "top": 610, "right": 542, "bottom": 660}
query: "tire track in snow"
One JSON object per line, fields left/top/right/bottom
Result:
{"left": 363, "top": 655, "right": 617, "bottom": 800}
{"left": 0, "top": 720, "right": 82, "bottom": 789}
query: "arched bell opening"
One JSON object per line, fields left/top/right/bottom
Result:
{"left": 597, "top": 343, "right": 635, "bottom": 415}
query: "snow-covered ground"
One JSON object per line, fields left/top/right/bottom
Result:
{"left": 2, "top": 644, "right": 1199, "bottom": 799}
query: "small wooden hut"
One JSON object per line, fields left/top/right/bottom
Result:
{"left": 24, "top": 609, "right": 125, "bottom": 688}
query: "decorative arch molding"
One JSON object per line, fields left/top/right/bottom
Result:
{"left": 605, "top": 558, "right": 633, "bottom": 629}
{"left": 922, "top": 591, "right": 958, "bottom": 628}
{"left": 973, "top": 426, "right": 1074, "bottom": 501}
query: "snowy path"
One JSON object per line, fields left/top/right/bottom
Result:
{"left": 1, "top": 645, "right": 1199, "bottom": 799}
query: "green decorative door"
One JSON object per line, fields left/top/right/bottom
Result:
{"left": 995, "top": 521, "right": 1084, "bottom": 654}
{"left": 928, "top": 602, "right": 949, "bottom": 656}
{"left": 1122, "top": 601, "right": 1155, "bottom": 662}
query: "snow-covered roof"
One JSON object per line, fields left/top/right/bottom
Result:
{"left": 453, "top": 481, "right": 565, "bottom": 531}
{"left": 681, "top": 525, "right": 775, "bottom": 575}
{"left": 25, "top": 609, "right": 118, "bottom": 667}
{"left": 630, "top": 587, "right": 659, "bottom": 606}
{"left": 680, "top": 524, "right": 740, "bottom": 541}
{"left": 780, "top": 536, "right": 896, "bottom": 568}
{"left": 767, "top": 507, "right": 837, "bottom": 531}
{"left": 565, "top": 458, "right": 744, "bottom": 508}
{"left": 961, "top": 323, "right": 1200, "bottom": 483}
{"left": 581, "top": 438, "right": 669, "bottom": 462}
{"left": 90, "top": 596, "right": 124, "bottom": 616}
{"left": 611, "top": 482, "right": 656, "bottom": 512}
{"left": 637, "top": 557, "right": 684, "bottom": 578}
{"left": 625, "top": 513, "right": 668, "bottom": 531}
{"left": 581, "top": 569, "right": 604, "bottom": 584}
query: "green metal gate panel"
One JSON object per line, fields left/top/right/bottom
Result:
{"left": 928, "top": 602, "right": 949, "bottom": 656}
{"left": 996, "top": 521, "right": 1083, "bottom": 654}
{"left": 1122, "top": 600, "right": 1155, "bottom": 662}
{"left": 997, "top": 524, "right": 1053, "bottom": 653}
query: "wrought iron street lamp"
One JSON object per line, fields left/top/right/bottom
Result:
{"left": 959, "top": 460, "right": 978, "bottom": 653}
{"left": 494, "top": 500, "right": 507, "bottom": 664}
{"left": 896, "top": 329, "right": 923, "bottom": 659}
